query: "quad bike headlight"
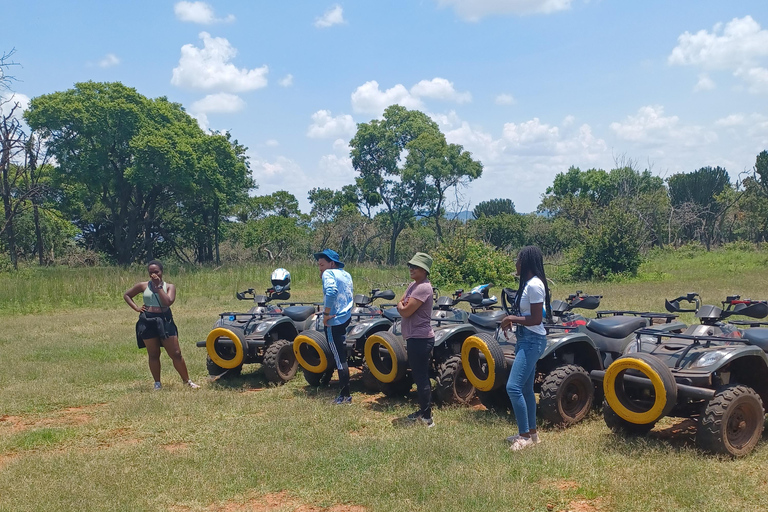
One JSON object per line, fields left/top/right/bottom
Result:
{"left": 434, "top": 330, "right": 448, "bottom": 343}
{"left": 623, "top": 342, "right": 639, "bottom": 355}
{"left": 350, "top": 324, "right": 366, "bottom": 336}
{"left": 690, "top": 349, "right": 730, "bottom": 369}
{"left": 254, "top": 322, "right": 270, "bottom": 333}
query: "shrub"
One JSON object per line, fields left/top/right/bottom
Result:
{"left": 431, "top": 235, "right": 517, "bottom": 288}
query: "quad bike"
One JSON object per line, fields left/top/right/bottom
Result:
{"left": 461, "top": 289, "right": 686, "bottom": 426}
{"left": 196, "top": 269, "right": 320, "bottom": 383}
{"left": 292, "top": 288, "right": 396, "bottom": 387}
{"left": 363, "top": 286, "right": 493, "bottom": 405}
{"left": 591, "top": 295, "right": 768, "bottom": 456}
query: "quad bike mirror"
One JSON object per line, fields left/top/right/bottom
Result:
{"left": 572, "top": 294, "right": 601, "bottom": 310}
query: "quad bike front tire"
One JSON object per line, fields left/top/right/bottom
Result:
{"left": 303, "top": 367, "right": 334, "bottom": 387}
{"left": 603, "top": 353, "right": 677, "bottom": 425}
{"left": 461, "top": 333, "right": 508, "bottom": 392}
{"left": 477, "top": 388, "right": 512, "bottom": 414}
{"left": 539, "top": 364, "right": 594, "bottom": 426}
{"left": 436, "top": 355, "right": 476, "bottom": 405}
{"left": 206, "top": 356, "right": 242, "bottom": 379}
{"left": 697, "top": 384, "right": 764, "bottom": 457}
{"left": 262, "top": 339, "right": 298, "bottom": 384}
{"left": 602, "top": 400, "right": 656, "bottom": 436}
{"left": 364, "top": 332, "right": 408, "bottom": 384}
{"left": 294, "top": 330, "right": 333, "bottom": 374}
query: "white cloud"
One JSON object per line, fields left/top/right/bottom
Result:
{"left": 694, "top": 73, "right": 715, "bottom": 92}
{"left": 171, "top": 32, "right": 268, "bottom": 92}
{"left": 307, "top": 110, "right": 356, "bottom": 139}
{"left": 265, "top": 139, "right": 280, "bottom": 147}
{"left": 190, "top": 93, "right": 246, "bottom": 114}
{"left": 351, "top": 80, "right": 424, "bottom": 115}
{"left": 0, "top": 92, "right": 30, "bottom": 129}
{"left": 495, "top": 93, "right": 515, "bottom": 105}
{"left": 669, "top": 16, "right": 768, "bottom": 94}
{"left": 174, "top": 1, "right": 235, "bottom": 24}
{"left": 279, "top": 74, "right": 294, "bottom": 87}
{"left": 98, "top": 53, "right": 120, "bottom": 68}
{"left": 410, "top": 78, "right": 471, "bottom": 103}
{"left": 191, "top": 111, "right": 209, "bottom": 131}
{"left": 715, "top": 114, "right": 745, "bottom": 127}
{"left": 435, "top": 0, "right": 572, "bottom": 21}
{"left": 315, "top": 5, "right": 345, "bottom": 28}
{"left": 350, "top": 78, "right": 472, "bottom": 116}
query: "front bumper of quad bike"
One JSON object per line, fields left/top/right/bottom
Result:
{"left": 590, "top": 369, "right": 715, "bottom": 400}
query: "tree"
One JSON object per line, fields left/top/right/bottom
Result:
{"left": 667, "top": 166, "right": 731, "bottom": 250}
{"left": 473, "top": 198, "right": 516, "bottom": 219}
{"left": 26, "top": 81, "right": 253, "bottom": 265}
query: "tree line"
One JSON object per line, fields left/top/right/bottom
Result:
{"left": 2, "top": 77, "right": 768, "bottom": 278}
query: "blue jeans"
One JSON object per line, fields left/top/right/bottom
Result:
{"left": 506, "top": 327, "right": 547, "bottom": 434}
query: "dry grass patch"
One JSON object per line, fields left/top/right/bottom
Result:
{"left": 170, "top": 491, "right": 367, "bottom": 512}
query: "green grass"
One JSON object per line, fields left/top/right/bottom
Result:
{"left": 2, "top": 249, "right": 768, "bottom": 511}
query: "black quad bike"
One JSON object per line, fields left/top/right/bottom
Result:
{"left": 591, "top": 295, "right": 768, "bottom": 456}
{"left": 461, "top": 290, "right": 686, "bottom": 426}
{"left": 197, "top": 287, "right": 320, "bottom": 383}
{"left": 362, "top": 288, "right": 489, "bottom": 404}
{"left": 292, "top": 288, "right": 396, "bottom": 387}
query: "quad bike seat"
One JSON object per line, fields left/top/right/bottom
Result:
{"left": 741, "top": 328, "right": 768, "bottom": 352}
{"left": 282, "top": 306, "right": 316, "bottom": 322}
{"left": 586, "top": 316, "right": 647, "bottom": 339}
{"left": 468, "top": 310, "right": 505, "bottom": 330}
{"left": 382, "top": 307, "right": 401, "bottom": 322}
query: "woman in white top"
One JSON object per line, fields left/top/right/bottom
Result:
{"left": 500, "top": 246, "right": 550, "bottom": 451}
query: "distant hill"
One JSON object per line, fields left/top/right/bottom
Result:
{"left": 444, "top": 211, "right": 473, "bottom": 222}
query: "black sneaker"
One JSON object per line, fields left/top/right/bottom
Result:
{"left": 407, "top": 410, "right": 423, "bottom": 421}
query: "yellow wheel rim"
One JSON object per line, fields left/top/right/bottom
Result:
{"left": 293, "top": 334, "right": 328, "bottom": 373}
{"left": 206, "top": 327, "right": 244, "bottom": 370}
{"left": 364, "top": 334, "right": 399, "bottom": 384}
{"left": 604, "top": 357, "right": 667, "bottom": 424}
{"left": 461, "top": 335, "right": 495, "bottom": 392}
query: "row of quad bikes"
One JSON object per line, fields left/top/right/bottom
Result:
{"left": 199, "top": 284, "right": 768, "bottom": 457}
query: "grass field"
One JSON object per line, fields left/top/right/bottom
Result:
{"left": 2, "top": 248, "right": 768, "bottom": 512}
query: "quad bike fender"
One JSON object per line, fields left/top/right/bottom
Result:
{"left": 348, "top": 318, "right": 392, "bottom": 342}
{"left": 540, "top": 332, "right": 603, "bottom": 372}
{"left": 250, "top": 317, "right": 299, "bottom": 344}
{"left": 433, "top": 324, "right": 477, "bottom": 350}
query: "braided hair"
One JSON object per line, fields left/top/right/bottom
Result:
{"left": 514, "top": 246, "right": 551, "bottom": 320}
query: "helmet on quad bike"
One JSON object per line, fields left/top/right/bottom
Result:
{"left": 271, "top": 268, "right": 291, "bottom": 293}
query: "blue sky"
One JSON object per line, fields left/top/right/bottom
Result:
{"left": 4, "top": 0, "right": 768, "bottom": 213}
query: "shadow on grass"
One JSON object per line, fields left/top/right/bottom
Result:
{"left": 206, "top": 367, "right": 273, "bottom": 390}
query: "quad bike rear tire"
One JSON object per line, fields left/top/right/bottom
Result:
{"left": 294, "top": 330, "right": 333, "bottom": 374}
{"left": 461, "top": 333, "right": 508, "bottom": 392}
{"left": 360, "top": 360, "right": 381, "bottom": 392}
{"left": 263, "top": 339, "right": 298, "bottom": 384}
{"left": 364, "top": 332, "right": 408, "bottom": 384}
{"left": 206, "top": 356, "right": 242, "bottom": 379}
{"left": 602, "top": 400, "right": 655, "bottom": 435}
{"left": 603, "top": 353, "right": 677, "bottom": 425}
{"left": 303, "top": 367, "right": 334, "bottom": 387}
{"left": 697, "top": 384, "right": 764, "bottom": 457}
{"left": 436, "top": 355, "right": 476, "bottom": 405}
{"left": 539, "top": 364, "right": 594, "bottom": 426}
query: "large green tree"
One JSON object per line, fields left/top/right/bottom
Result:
{"left": 667, "top": 166, "right": 731, "bottom": 250}
{"left": 25, "top": 81, "right": 253, "bottom": 265}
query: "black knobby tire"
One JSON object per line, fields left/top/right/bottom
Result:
{"left": 364, "top": 331, "right": 408, "bottom": 384}
{"left": 294, "top": 330, "right": 334, "bottom": 374}
{"left": 604, "top": 352, "right": 677, "bottom": 425}
{"left": 697, "top": 384, "right": 765, "bottom": 457}
{"left": 303, "top": 367, "right": 333, "bottom": 387}
{"left": 539, "top": 364, "right": 594, "bottom": 426}
{"left": 206, "top": 356, "right": 242, "bottom": 378}
{"left": 380, "top": 375, "right": 413, "bottom": 397}
{"left": 361, "top": 360, "right": 381, "bottom": 392}
{"left": 602, "top": 400, "right": 655, "bottom": 436}
{"left": 477, "top": 388, "right": 512, "bottom": 414}
{"left": 436, "top": 355, "right": 476, "bottom": 405}
{"left": 262, "top": 339, "right": 298, "bottom": 384}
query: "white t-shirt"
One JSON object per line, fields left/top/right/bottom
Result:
{"left": 519, "top": 276, "right": 546, "bottom": 336}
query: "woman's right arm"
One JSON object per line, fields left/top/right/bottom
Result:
{"left": 124, "top": 282, "right": 146, "bottom": 313}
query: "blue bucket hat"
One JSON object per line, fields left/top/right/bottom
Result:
{"left": 313, "top": 248, "right": 345, "bottom": 268}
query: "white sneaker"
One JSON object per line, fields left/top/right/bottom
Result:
{"left": 509, "top": 436, "right": 535, "bottom": 451}
{"left": 153, "top": 382, "right": 162, "bottom": 391}
{"left": 506, "top": 433, "right": 539, "bottom": 444}
{"left": 187, "top": 380, "right": 200, "bottom": 389}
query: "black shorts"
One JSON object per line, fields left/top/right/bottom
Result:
{"left": 139, "top": 311, "right": 178, "bottom": 341}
